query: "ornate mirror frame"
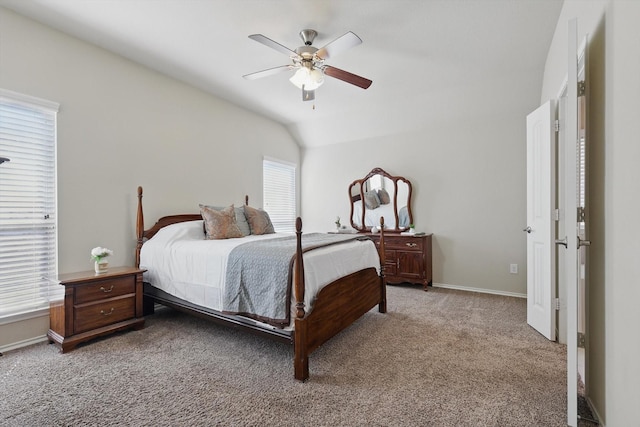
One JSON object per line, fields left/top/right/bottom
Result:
{"left": 348, "top": 167, "right": 413, "bottom": 232}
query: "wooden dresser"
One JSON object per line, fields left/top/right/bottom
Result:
{"left": 368, "top": 233, "right": 433, "bottom": 290}
{"left": 48, "top": 266, "right": 145, "bottom": 352}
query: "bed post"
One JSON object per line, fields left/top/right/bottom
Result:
{"left": 359, "top": 183, "right": 366, "bottom": 230}
{"left": 135, "top": 186, "right": 144, "bottom": 269}
{"left": 293, "top": 217, "right": 309, "bottom": 381}
{"left": 378, "top": 217, "right": 387, "bottom": 313}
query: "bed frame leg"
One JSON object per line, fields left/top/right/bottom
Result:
{"left": 294, "top": 353, "right": 309, "bottom": 382}
{"left": 294, "top": 319, "right": 309, "bottom": 381}
{"left": 143, "top": 295, "right": 155, "bottom": 316}
{"left": 378, "top": 216, "right": 387, "bottom": 313}
{"left": 379, "top": 278, "right": 387, "bottom": 313}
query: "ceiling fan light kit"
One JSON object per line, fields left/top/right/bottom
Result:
{"left": 289, "top": 66, "right": 324, "bottom": 90}
{"left": 243, "top": 29, "right": 372, "bottom": 102}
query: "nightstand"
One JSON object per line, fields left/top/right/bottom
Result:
{"left": 48, "top": 266, "right": 145, "bottom": 352}
{"left": 368, "top": 233, "right": 433, "bottom": 290}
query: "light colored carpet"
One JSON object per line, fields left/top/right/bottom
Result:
{"left": 0, "top": 286, "right": 567, "bottom": 426}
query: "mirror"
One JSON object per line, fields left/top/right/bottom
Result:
{"left": 349, "top": 167, "right": 413, "bottom": 232}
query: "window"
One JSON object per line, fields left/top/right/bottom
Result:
{"left": 263, "top": 157, "right": 296, "bottom": 233}
{"left": 0, "top": 89, "right": 59, "bottom": 321}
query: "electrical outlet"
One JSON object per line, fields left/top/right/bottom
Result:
{"left": 509, "top": 264, "right": 518, "bottom": 274}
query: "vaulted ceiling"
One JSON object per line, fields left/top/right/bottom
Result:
{"left": 0, "top": 0, "right": 563, "bottom": 147}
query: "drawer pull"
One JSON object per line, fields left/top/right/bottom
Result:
{"left": 100, "top": 308, "right": 115, "bottom": 316}
{"left": 405, "top": 243, "right": 417, "bottom": 247}
{"left": 100, "top": 285, "right": 114, "bottom": 293}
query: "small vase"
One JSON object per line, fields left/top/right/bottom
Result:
{"left": 94, "top": 260, "right": 109, "bottom": 274}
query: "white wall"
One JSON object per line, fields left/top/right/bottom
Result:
{"left": 602, "top": 2, "right": 640, "bottom": 424}
{"left": 301, "top": 77, "right": 542, "bottom": 296}
{"left": 0, "top": 8, "right": 299, "bottom": 348}
{"left": 542, "top": 1, "right": 640, "bottom": 425}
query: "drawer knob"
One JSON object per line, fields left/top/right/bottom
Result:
{"left": 405, "top": 243, "right": 417, "bottom": 247}
{"left": 100, "top": 285, "right": 114, "bottom": 293}
{"left": 100, "top": 308, "right": 115, "bottom": 316}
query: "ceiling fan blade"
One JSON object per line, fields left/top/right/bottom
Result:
{"left": 248, "top": 34, "right": 297, "bottom": 56}
{"left": 323, "top": 66, "right": 372, "bottom": 89}
{"left": 243, "top": 65, "right": 294, "bottom": 80}
{"left": 315, "top": 31, "right": 362, "bottom": 60}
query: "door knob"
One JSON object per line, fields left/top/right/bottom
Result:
{"left": 523, "top": 226, "right": 532, "bottom": 233}
{"left": 555, "top": 237, "right": 568, "bottom": 248}
{"left": 578, "top": 237, "right": 591, "bottom": 247}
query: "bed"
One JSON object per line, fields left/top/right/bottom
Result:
{"left": 135, "top": 186, "right": 386, "bottom": 381}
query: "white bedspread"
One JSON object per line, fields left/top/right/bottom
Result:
{"left": 139, "top": 220, "right": 380, "bottom": 328}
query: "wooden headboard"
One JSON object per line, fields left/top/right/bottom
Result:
{"left": 135, "top": 186, "right": 248, "bottom": 267}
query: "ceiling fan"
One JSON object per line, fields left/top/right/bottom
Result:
{"left": 243, "top": 29, "right": 372, "bottom": 102}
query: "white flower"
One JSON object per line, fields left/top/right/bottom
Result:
{"left": 91, "top": 246, "right": 113, "bottom": 262}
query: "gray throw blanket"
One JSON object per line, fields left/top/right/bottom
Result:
{"left": 223, "top": 233, "right": 371, "bottom": 327}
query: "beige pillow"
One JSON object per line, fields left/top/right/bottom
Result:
{"left": 200, "top": 204, "right": 251, "bottom": 236}
{"left": 200, "top": 204, "right": 243, "bottom": 239}
{"left": 243, "top": 205, "right": 275, "bottom": 235}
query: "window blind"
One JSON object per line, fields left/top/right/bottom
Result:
{"left": 0, "top": 89, "right": 59, "bottom": 321}
{"left": 263, "top": 158, "right": 296, "bottom": 233}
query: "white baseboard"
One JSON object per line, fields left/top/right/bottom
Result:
{"left": 432, "top": 282, "right": 526, "bottom": 299}
{"left": 0, "top": 335, "right": 49, "bottom": 355}
{"left": 585, "top": 395, "right": 603, "bottom": 426}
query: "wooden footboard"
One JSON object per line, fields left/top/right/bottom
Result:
{"left": 294, "top": 267, "right": 385, "bottom": 380}
{"left": 292, "top": 217, "right": 386, "bottom": 381}
{"left": 136, "top": 186, "right": 386, "bottom": 382}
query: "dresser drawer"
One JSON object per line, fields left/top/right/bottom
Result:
{"left": 74, "top": 296, "right": 135, "bottom": 334}
{"left": 74, "top": 276, "right": 135, "bottom": 304}
{"left": 383, "top": 256, "right": 397, "bottom": 276}
{"left": 383, "top": 237, "right": 424, "bottom": 251}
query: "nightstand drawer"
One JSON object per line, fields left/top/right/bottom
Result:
{"left": 75, "top": 276, "right": 135, "bottom": 304}
{"left": 74, "top": 296, "right": 135, "bottom": 334}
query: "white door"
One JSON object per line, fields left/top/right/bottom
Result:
{"left": 525, "top": 100, "right": 556, "bottom": 341}
{"left": 576, "top": 39, "right": 589, "bottom": 395}
{"left": 564, "top": 18, "right": 589, "bottom": 427}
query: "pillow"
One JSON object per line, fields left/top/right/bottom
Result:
{"left": 243, "top": 205, "right": 275, "bottom": 235}
{"left": 199, "top": 204, "right": 244, "bottom": 239}
{"left": 200, "top": 204, "right": 250, "bottom": 236}
{"left": 364, "top": 190, "right": 380, "bottom": 210}
{"left": 377, "top": 188, "right": 391, "bottom": 205}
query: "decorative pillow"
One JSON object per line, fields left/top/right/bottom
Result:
{"left": 200, "top": 204, "right": 250, "bottom": 236}
{"left": 364, "top": 190, "right": 380, "bottom": 210}
{"left": 243, "top": 205, "right": 275, "bottom": 235}
{"left": 377, "top": 188, "right": 391, "bottom": 205}
{"left": 199, "top": 204, "right": 244, "bottom": 239}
